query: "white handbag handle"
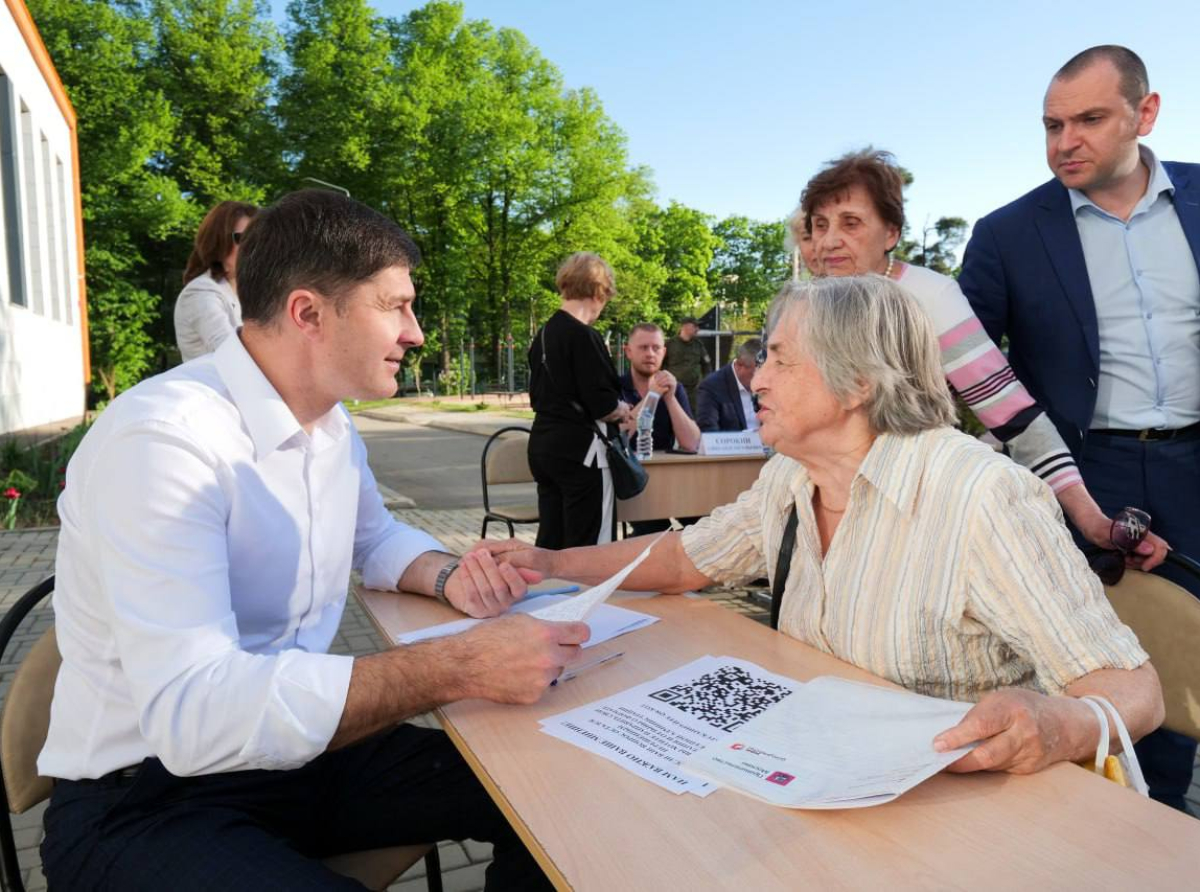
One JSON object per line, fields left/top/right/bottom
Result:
{"left": 1081, "top": 694, "right": 1150, "bottom": 796}
{"left": 1079, "top": 697, "right": 1109, "bottom": 774}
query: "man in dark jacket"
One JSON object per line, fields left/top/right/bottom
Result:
{"left": 696, "top": 339, "right": 762, "bottom": 433}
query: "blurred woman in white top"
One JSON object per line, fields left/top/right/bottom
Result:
{"left": 174, "top": 201, "right": 258, "bottom": 362}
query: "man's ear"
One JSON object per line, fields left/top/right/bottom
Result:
{"left": 285, "top": 289, "right": 326, "bottom": 340}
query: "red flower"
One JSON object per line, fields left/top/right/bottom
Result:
{"left": 3, "top": 488, "right": 20, "bottom": 500}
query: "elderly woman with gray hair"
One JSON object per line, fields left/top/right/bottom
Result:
{"left": 492, "top": 275, "right": 1163, "bottom": 776}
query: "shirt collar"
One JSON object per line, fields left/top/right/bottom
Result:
{"left": 852, "top": 431, "right": 926, "bottom": 515}
{"left": 1069, "top": 144, "right": 1174, "bottom": 217}
{"left": 213, "top": 335, "right": 350, "bottom": 459}
{"left": 734, "top": 368, "right": 751, "bottom": 395}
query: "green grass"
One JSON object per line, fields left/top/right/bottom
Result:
{"left": 344, "top": 398, "right": 532, "bottom": 418}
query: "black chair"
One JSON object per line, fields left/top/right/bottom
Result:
{"left": 480, "top": 426, "right": 539, "bottom": 538}
{"left": 0, "top": 576, "right": 444, "bottom": 892}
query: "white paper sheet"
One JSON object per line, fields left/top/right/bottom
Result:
{"left": 681, "top": 675, "right": 975, "bottom": 809}
{"left": 529, "top": 532, "right": 668, "bottom": 622}
{"left": 539, "top": 655, "right": 804, "bottom": 797}
{"left": 394, "top": 595, "right": 658, "bottom": 649}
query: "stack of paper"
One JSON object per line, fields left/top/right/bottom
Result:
{"left": 394, "top": 594, "right": 657, "bottom": 649}
{"left": 681, "top": 676, "right": 975, "bottom": 808}
{"left": 540, "top": 655, "right": 803, "bottom": 797}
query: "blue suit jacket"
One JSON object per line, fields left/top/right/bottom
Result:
{"left": 695, "top": 364, "right": 748, "bottom": 432}
{"left": 958, "top": 160, "right": 1200, "bottom": 455}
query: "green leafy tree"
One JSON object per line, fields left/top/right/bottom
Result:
{"left": 898, "top": 216, "right": 969, "bottom": 277}
{"left": 29, "top": 0, "right": 193, "bottom": 400}
{"left": 708, "top": 215, "right": 790, "bottom": 324}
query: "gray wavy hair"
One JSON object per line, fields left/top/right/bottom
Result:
{"left": 765, "top": 276, "right": 957, "bottom": 435}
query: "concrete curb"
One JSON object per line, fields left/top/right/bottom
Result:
{"left": 357, "top": 409, "right": 529, "bottom": 439}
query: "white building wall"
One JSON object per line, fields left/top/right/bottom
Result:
{"left": 0, "top": 2, "right": 85, "bottom": 435}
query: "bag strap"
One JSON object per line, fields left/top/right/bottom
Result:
{"left": 1079, "top": 697, "right": 1110, "bottom": 774}
{"left": 770, "top": 505, "right": 799, "bottom": 630}
{"left": 1082, "top": 695, "right": 1149, "bottom": 795}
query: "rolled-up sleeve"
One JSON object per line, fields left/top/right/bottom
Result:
{"left": 966, "top": 465, "right": 1148, "bottom": 695}
{"left": 88, "top": 421, "right": 358, "bottom": 776}
{"left": 682, "top": 465, "right": 775, "bottom": 586}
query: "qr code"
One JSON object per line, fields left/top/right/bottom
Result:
{"left": 648, "top": 665, "right": 792, "bottom": 732}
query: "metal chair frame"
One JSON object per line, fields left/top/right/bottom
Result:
{"left": 480, "top": 426, "right": 538, "bottom": 538}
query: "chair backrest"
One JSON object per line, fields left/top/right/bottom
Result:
{"left": 1, "top": 627, "right": 59, "bottom": 813}
{"left": 482, "top": 427, "right": 533, "bottom": 489}
{"left": 1103, "top": 557, "right": 1200, "bottom": 740}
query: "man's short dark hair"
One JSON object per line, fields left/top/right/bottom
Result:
{"left": 1055, "top": 45, "right": 1149, "bottom": 109}
{"left": 679, "top": 317, "right": 699, "bottom": 328}
{"left": 629, "top": 322, "right": 662, "bottom": 338}
{"left": 736, "top": 338, "right": 763, "bottom": 365}
{"left": 237, "top": 189, "right": 421, "bottom": 324}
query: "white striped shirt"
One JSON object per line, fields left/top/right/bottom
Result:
{"left": 681, "top": 427, "right": 1147, "bottom": 701}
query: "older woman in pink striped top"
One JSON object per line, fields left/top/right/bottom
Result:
{"left": 794, "top": 148, "right": 1167, "bottom": 568}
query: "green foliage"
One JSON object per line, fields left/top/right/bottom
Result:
{"left": 0, "top": 421, "right": 92, "bottom": 527}
{"left": 28, "top": 0, "right": 967, "bottom": 397}
{"left": 709, "top": 216, "right": 790, "bottom": 325}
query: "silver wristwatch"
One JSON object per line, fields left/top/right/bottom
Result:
{"left": 433, "top": 557, "right": 460, "bottom": 604}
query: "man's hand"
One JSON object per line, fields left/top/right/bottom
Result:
{"left": 453, "top": 615, "right": 591, "bottom": 703}
{"left": 1058, "top": 486, "right": 1169, "bottom": 572}
{"left": 1076, "top": 511, "right": 1169, "bottom": 572}
{"left": 651, "top": 370, "right": 677, "bottom": 399}
{"left": 933, "top": 689, "right": 1096, "bottom": 775}
{"left": 442, "top": 548, "right": 542, "bottom": 618}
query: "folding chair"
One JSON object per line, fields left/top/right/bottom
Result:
{"left": 0, "top": 576, "right": 443, "bottom": 892}
{"left": 1098, "top": 552, "right": 1200, "bottom": 739}
{"left": 480, "top": 426, "right": 539, "bottom": 538}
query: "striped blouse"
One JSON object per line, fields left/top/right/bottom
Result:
{"left": 898, "top": 264, "right": 1082, "bottom": 494}
{"left": 680, "top": 427, "right": 1147, "bottom": 702}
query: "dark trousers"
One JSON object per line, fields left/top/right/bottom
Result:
{"left": 628, "top": 517, "right": 701, "bottom": 537}
{"left": 40, "top": 725, "right": 552, "bottom": 891}
{"left": 1076, "top": 430, "right": 1200, "bottom": 813}
{"left": 529, "top": 452, "right": 613, "bottom": 549}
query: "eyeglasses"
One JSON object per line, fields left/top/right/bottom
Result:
{"left": 232, "top": 231, "right": 245, "bottom": 245}
{"left": 1088, "top": 507, "right": 1151, "bottom": 586}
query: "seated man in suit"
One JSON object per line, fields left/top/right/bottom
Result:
{"left": 696, "top": 338, "right": 763, "bottom": 433}
{"left": 619, "top": 322, "right": 701, "bottom": 534}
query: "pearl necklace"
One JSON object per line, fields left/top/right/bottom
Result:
{"left": 881, "top": 255, "right": 894, "bottom": 279}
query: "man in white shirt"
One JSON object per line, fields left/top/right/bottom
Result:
{"left": 695, "top": 338, "right": 763, "bottom": 434}
{"left": 38, "top": 190, "right": 586, "bottom": 890}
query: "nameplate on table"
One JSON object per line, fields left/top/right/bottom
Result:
{"left": 699, "top": 431, "right": 764, "bottom": 456}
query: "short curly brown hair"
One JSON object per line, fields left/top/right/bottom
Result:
{"left": 797, "top": 148, "right": 906, "bottom": 243}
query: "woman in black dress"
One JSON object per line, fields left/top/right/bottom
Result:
{"left": 527, "top": 253, "right": 631, "bottom": 548}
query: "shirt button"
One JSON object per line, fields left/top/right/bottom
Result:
{"left": 1145, "top": 313, "right": 1153, "bottom": 320}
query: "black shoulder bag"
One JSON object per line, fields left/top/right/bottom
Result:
{"left": 538, "top": 325, "right": 649, "bottom": 500}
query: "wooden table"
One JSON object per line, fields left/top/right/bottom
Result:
{"left": 358, "top": 590, "right": 1200, "bottom": 890}
{"left": 616, "top": 452, "right": 767, "bottom": 522}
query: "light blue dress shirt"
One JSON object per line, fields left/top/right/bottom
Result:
{"left": 1071, "top": 146, "right": 1200, "bottom": 430}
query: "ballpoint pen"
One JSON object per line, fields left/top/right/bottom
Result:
{"left": 550, "top": 651, "right": 625, "bottom": 686}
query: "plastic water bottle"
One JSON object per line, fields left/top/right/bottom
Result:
{"left": 635, "top": 391, "right": 660, "bottom": 461}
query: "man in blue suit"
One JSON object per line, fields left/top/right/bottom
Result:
{"left": 696, "top": 338, "right": 762, "bottom": 433}
{"left": 959, "top": 45, "right": 1200, "bottom": 812}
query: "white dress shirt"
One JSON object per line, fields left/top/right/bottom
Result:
{"left": 174, "top": 271, "right": 243, "bottom": 362}
{"left": 40, "top": 335, "right": 444, "bottom": 779}
{"left": 1070, "top": 146, "right": 1200, "bottom": 430}
{"left": 735, "top": 373, "right": 759, "bottom": 431}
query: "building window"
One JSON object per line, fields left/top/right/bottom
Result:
{"left": 19, "top": 102, "right": 45, "bottom": 316}
{"left": 56, "top": 157, "right": 72, "bottom": 325}
{"left": 0, "top": 71, "right": 24, "bottom": 307}
{"left": 41, "top": 135, "right": 60, "bottom": 321}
